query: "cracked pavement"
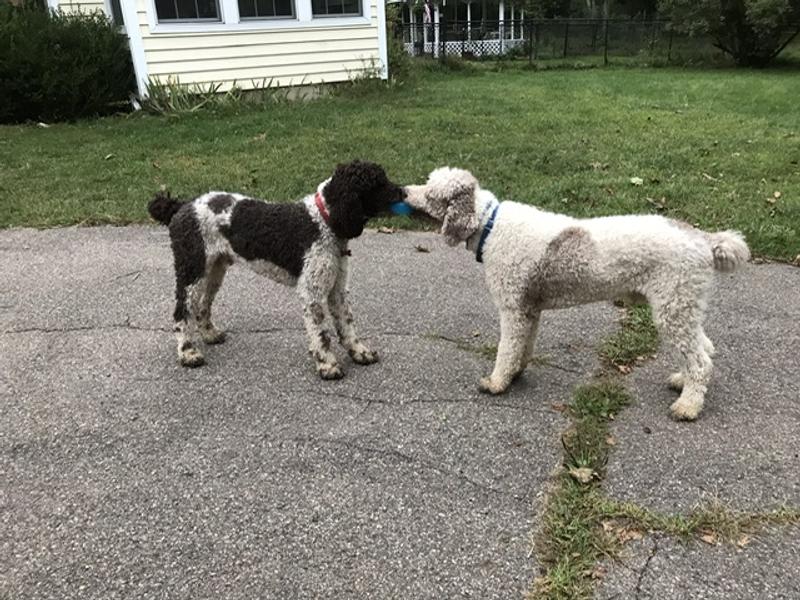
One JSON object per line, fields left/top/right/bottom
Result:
{"left": 1, "top": 226, "right": 614, "bottom": 600}
{"left": 596, "top": 263, "right": 800, "bottom": 599}
{"left": 3, "top": 227, "right": 799, "bottom": 599}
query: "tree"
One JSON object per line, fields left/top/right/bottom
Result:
{"left": 659, "top": 0, "right": 800, "bottom": 66}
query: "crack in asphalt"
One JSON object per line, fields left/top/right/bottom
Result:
{"left": 634, "top": 537, "right": 659, "bottom": 600}
{"left": 295, "top": 435, "right": 526, "bottom": 503}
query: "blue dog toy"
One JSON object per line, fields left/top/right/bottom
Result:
{"left": 390, "top": 201, "right": 413, "bottom": 216}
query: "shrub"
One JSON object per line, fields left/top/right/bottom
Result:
{"left": 0, "top": 2, "right": 135, "bottom": 123}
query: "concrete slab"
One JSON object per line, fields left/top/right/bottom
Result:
{"left": 604, "top": 264, "right": 800, "bottom": 513}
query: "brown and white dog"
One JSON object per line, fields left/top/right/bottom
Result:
{"left": 405, "top": 167, "right": 750, "bottom": 420}
{"left": 149, "top": 160, "right": 404, "bottom": 379}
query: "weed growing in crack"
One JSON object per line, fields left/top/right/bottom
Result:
{"left": 599, "top": 305, "right": 659, "bottom": 370}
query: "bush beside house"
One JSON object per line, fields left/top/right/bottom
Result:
{"left": 0, "top": 2, "right": 135, "bottom": 123}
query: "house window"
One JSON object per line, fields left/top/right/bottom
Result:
{"left": 238, "top": 0, "right": 294, "bottom": 18}
{"left": 312, "top": 0, "right": 360, "bottom": 16}
{"left": 155, "top": 0, "right": 220, "bottom": 21}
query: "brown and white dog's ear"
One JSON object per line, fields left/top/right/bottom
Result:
{"left": 428, "top": 168, "right": 479, "bottom": 246}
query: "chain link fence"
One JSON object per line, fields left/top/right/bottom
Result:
{"left": 395, "top": 19, "right": 719, "bottom": 64}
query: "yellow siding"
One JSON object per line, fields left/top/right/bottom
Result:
{"left": 58, "top": 0, "right": 108, "bottom": 14}
{"left": 136, "top": 0, "right": 382, "bottom": 91}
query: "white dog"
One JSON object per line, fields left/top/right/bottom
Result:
{"left": 405, "top": 168, "right": 750, "bottom": 420}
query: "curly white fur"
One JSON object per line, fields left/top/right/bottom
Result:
{"left": 405, "top": 167, "right": 751, "bottom": 421}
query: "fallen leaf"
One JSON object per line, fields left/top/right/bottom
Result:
{"left": 736, "top": 534, "right": 751, "bottom": 549}
{"left": 471, "top": 330, "right": 481, "bottom": 338}
{"left": 702, "top": 172, "right": 719, "bottom": 182}
{"left": 37, "top": 122, "right": 50, "bottom": 128}
{"left": 252, "top": 132, "right": 267, "bottom": 142}
{"left": 602, "top": 520, "right": 616, "bottom": 532}
{"left": 550, "top": 403, "right": 569, "bottom": 413}
{"left": 151, "top": 161, "right": 161, "bottom": 170}
{"left": 643, "top": 426, "right": 652, "bottom": 434}
{"left": 793, "top": 254, "right": 800, "bottom": 267}
{"left": 590, "top": 161, "right": 609, "bottom": 171}
{"left": 378, "top": 226, "right": 395, "bottom": 234}
{"left": 568, "top": 466, "right": 595, "bottom": 483}
{"left": 700, "top": 531, "right": 718, "bottom": 545}
{"left": 629, "top": 177, "right": 644, "bottom": 186}
{"left": 591, "top": 565, "right": 607, "bottom": 580}
{"left": 414, "top": 244, "right": 430, "bottom": 253}
{"left": 766, "top": 197, "right": 777, "bottom": 205}
{"left": 616, "top": 364, "right": 633, "bottom": 374}
{"left": 646, "top": 197, "right": 666, "bottom": 210}
{"left": 104, "top": 153, "right": 115, "bottom": 160}
{"left": 617, "top": 527, "right": 644, "bottom": 543}
{"left": 774, "top": 191, "right": 782, "bottom": 199}
{"left": 606, "top": 435, "right": 617, "bottom": 446}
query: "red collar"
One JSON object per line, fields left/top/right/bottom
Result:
{"left": 314, "top": 192, "right": 330, "bottom": 224}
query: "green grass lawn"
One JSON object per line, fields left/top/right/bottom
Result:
{"left": 2, "top": 65, "right": 799, "bottom": 260}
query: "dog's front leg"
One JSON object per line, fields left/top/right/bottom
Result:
{"left": 298, "top": 267, "right": 343, "bottom": 380}
{"left": 328, "top": 260, "right": 378, "bottom": 366}
{"left": 479, "top": 310, "right": 532, "bottom": 395}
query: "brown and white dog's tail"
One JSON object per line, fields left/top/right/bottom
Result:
{"left": 148, "top": 191, "right": 185, "bottom": 226}
{"left": 706, "top": 230, "right": 750, "bottom": 272}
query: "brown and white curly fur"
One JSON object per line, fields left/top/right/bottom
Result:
{"left": 405, "top": 167, "right": 750, "bottom": 420}
{"left": 148, "top": 160, "right": 404, "bottom": 380}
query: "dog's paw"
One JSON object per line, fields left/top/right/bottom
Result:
{"left": 179, "top": 346, "right": 205, "bottom": 368}
{"left": 670, "top": 397, "right": 702, "bottom": 421}
{"left": 667, "top": 372, "right": 685, "bottom": 391}
{"left": 200, "top": 327, "right": 226, "bottom": 345}
{"left": 349, "top": 346, "right": 379, "bottom": 365}
{"left": 478, "top": 376, "right": 508, "bottom": 395}
{"left": 318, "top": 362, "right": 344, "bottom": 380}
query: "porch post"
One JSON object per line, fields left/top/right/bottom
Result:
{"left": 466, "top": 1, "right": 471, "bottom": 41}
{"left": 498, "top": 0, "right": 504, "bottom": 51}
{"left": 434, "top": 2, "right": 440, "bottom": 57}
{"left": 410, "top": 8, "right": 416, "bottom": 45}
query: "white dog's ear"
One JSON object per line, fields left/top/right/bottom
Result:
{"left": 438, "top": 172, "right": 479, "bottom": 246}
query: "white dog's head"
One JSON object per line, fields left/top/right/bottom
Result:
{"left": 404, "top": 167, "right": 480, "bottom": 246}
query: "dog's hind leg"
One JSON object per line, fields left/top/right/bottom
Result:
{"left": 174, "top": 280, "right": 205, "bottom": 367}
{"left": 328, "top": 261, "right": 378, "bottom": 366}
{"left": 195, "top": 256, "right": 229, "bottom": 345}
{"left": 651, "top": 295, "right": 712, "bottom": 421}
{"left": 479, "top": 310, "right": 533, "bottom": 395}
{"left": 667, "top": 327, "right": 715, "bottom": 391}
{"left": 169, "top": 209, "right": 207, "bottom": 368}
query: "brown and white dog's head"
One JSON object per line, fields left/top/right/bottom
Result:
{"left": 405, "top": 167, "right": 480, "bottom": 246}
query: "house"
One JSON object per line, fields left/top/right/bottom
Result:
{"left": 49, "top": 0, "right": 389, "bottom": 97}
{"left": 392, "top": 0, "right": 526, "bottom": 57}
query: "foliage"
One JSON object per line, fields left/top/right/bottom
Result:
{"left": 0, "top": 2, "right": 135, "bottom": 122}
{"left": 659, "top": 0, "right": 800, "bottom": 65}
{"left": 386, "top": 2, "right": 414, "bottom": 81}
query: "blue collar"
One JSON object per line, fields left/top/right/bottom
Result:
{"left": 475, "top": 201, "right": 500, "bottom": 263}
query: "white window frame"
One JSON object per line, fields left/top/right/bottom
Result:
{"left": 310, "top": 0, "right": 361, "bottom": 18}
{"left": 152, "top": 0, "right": 223, "bottom": 23}
{"left": 148, "top": 0, "right": 371, "bottom": 33}
{"left": 238, "top": 0, "right": 296, "bottom": 20}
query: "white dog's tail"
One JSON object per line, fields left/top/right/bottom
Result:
{"left": 706, "top": 230, "right": 750, "bottom": 272}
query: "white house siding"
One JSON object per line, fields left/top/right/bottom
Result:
{"left": 133, "top": 0, "right": 383, "bottom": 90}
{"left": 56, "top": 0, "right": 108, "bottom": 14}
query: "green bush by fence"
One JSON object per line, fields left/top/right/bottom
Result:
{"left": 0, "top": 2, "right": 135, "bottom": 123}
